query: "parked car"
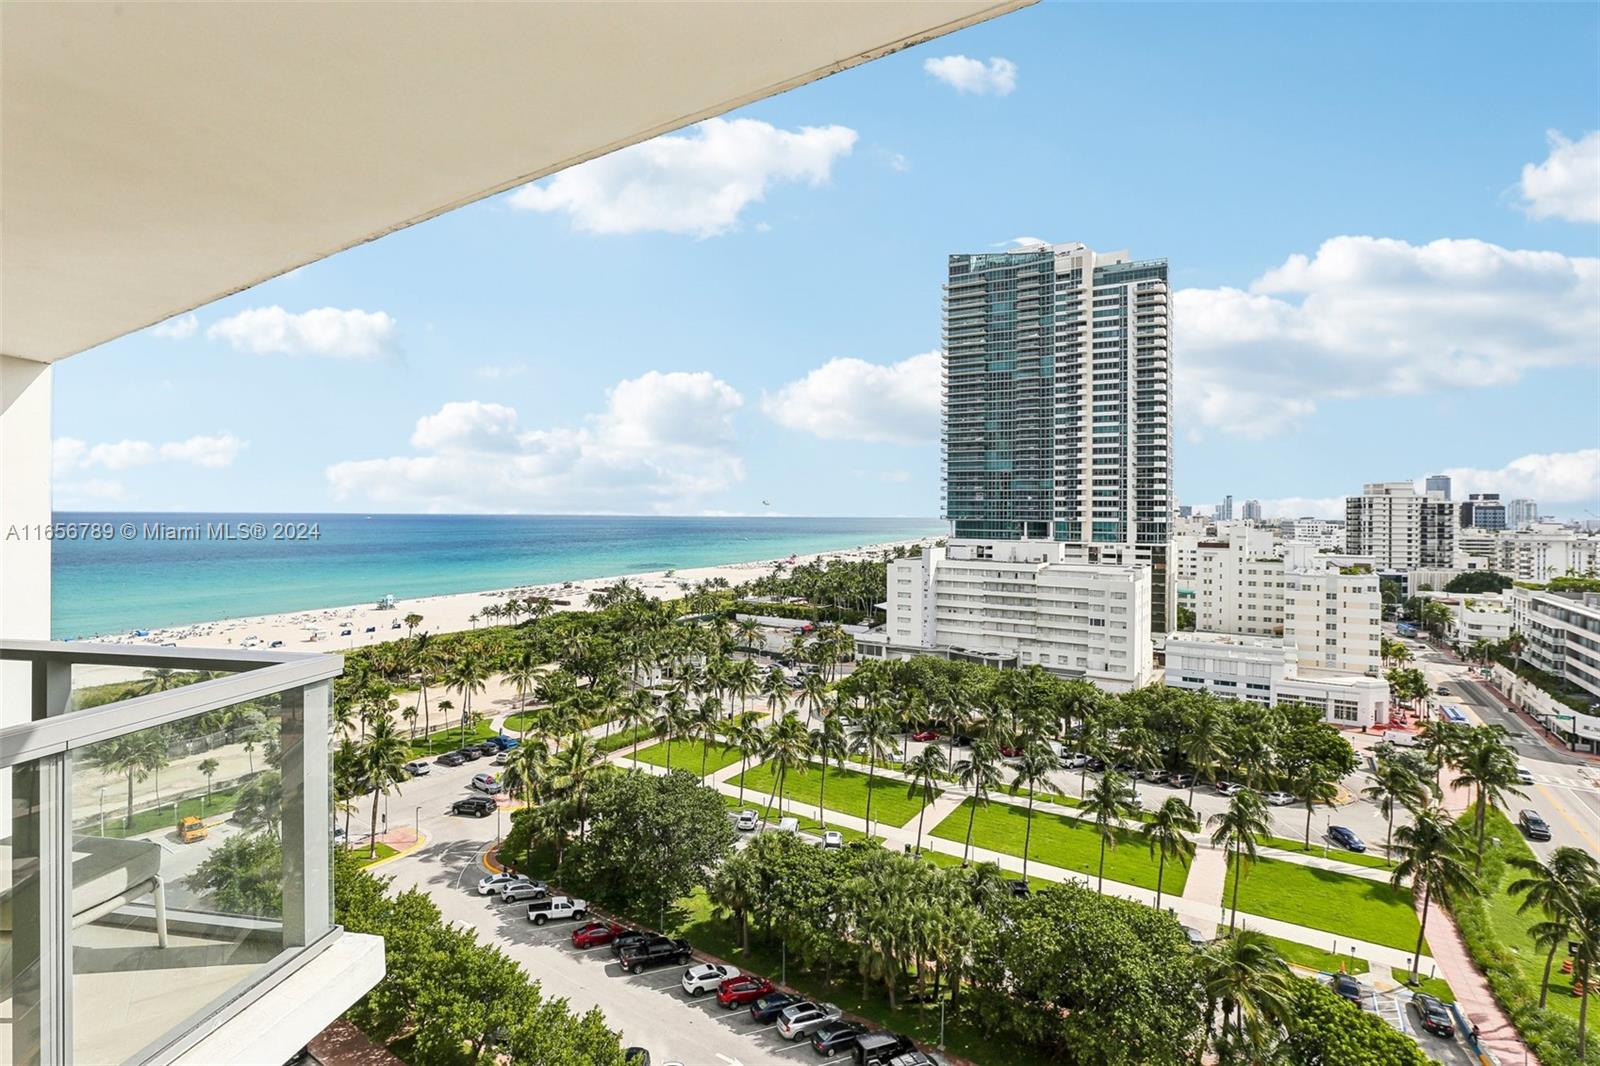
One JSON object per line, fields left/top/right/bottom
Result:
{"left": 485, "top": 734, "right": 519, "bottom": 751}
{"left": 910, "top": 730, "right": 940, "bottom": 742}
{"left": 886, "top": 1053, "right": 934, "bottom": 1066}
{"left": 404, "top": 759, "right": 432, "bottom": 776}
{"left": 775, "top": 817, "right": 799, "bottom": 834}
{"left": 820, "top": 830, "right": 844, "bottom": 849}
{"left": 623, "top": 1049, "right": 649, "bottom": 1066}
{"left": 1264, "top": 791, "right": 1295, "bottom": 806}
{"left": 1084, "top": 756, "right": 1106, "bottom": 772}
{"left": 998, "top": 745, "right": 1023, "bottom": 758}
{"left": 611, "top": 931, "right": 651, "bottom": 958}
{"left": 1060, "top": 751, "right": 1088, "bottom": 769}
{"left": 1516, "top": 766, "right": 1535, "bottom": 785}
{"left": 716, "top": 974, "right": 774, "bottom": 1009}
{"left": 473, "top": 740, "right": 501, "bottom": 757}
{"left": 470, "top": 772, "right": 503, "bottom": 794}
{"left": 1413, "top": 992, "right": 1456, "bottom": 1037}
{"left": 477, "top": 872, "right": 533, "bottom": 896}
{"left": 777, "top": 1002, "right": 842, "bottom": 1041}
{"left": 1182, "top": 926, "right": 1209, "bottom": 949}
{"left": 1327, "top": 825, "right": 1366, "bottom": 852}
{"left": 680, "top": 962, "right": 739, "bottom": 995}
{"left": 500, "top": 879, "right": 551, "bottom": 903}
{"left": 436, "top": 751, "right": 466, "bottom": 768}
{"left": 1006, "top": 879, "right": 1030, "bottom": 899}
{"left": 571, "top": 920, "right": 625, "bottom": 948}
{"left": 456, "top": 747, "right": 484, "bottom": 762}
{"left": 1518, "top": 809, "right": 1552, "bottom": 841}
{"left": 619, "top": 935, "right": 691, "bottom": 973}
{"left": 1215, "top": 780, "right": 1244, "bottom": 797}
{"left": 451, "top": 795, "right": 495, "bottom": 817}
{"left": 811, "top": 1021, "right": 868, "bottom": 1058}
{"left": 1330, "top": 973, "right": 1363, "bottom": 1004}
{"left": 1435, "top": 684, "right": 1450, "bottom": 695}
{"left": 1167, "top": 771, "right": 1193, "bottom": 788}
{"left": 526, "top": 895, "right": 587, "bottom": 925}
{"left": 852, "top": 1032, "right": 916, "bottom": 1065}
{"left": 735, "top": 809, "right": 759, "bottom": 831}
{"left": 749, "top": 991, "right": 804, "bottom": 1023}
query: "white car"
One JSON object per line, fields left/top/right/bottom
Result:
{"left": 471, "top": 772, "right": 503, "bottom": 794}
{"left": 1264, "top": 791, "right": 1295, "bottom": 806}
{"left": 526, "top": 895, "right": 584, "bottom": 924}
{"left": 1216, "top": 781, "right": 1244, "bottom": 797}
{"left": 1060, "top": 751, "right": 1088, "bottom": 769}
{"left": 1516, "top": 766, "right": 1535, "bottom": 785}
{"left": 404, "top": 759, "right": 431, "bottom": 776}
{"left": 680, "top": 962, "right": 739, "bottom": 995}
{"left": 735, "top": 810, "right": 758, "bottom": 831}
{"left": 820, "top": 830, "right": 844, "bottom": 849}
{"left": 477, "top": 872, "right": 533, "bottom": 896}
{"left": 776, "top": 1002, "right": 842, "bottom": 1041}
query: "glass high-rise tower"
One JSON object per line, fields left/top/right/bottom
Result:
{"left": 942, "top": 241, "right": 1173, "bottom": 630}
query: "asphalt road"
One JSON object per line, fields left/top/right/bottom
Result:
{"left": 373, "top": 758, "right": 818, "bottom": 1066}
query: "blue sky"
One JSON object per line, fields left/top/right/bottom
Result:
{"left": 54, "top": 2, "right": 1600, "bottom": 520}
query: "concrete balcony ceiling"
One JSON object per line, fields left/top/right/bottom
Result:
{"left": 0, "top": 0, "right": 1028, "bottom": 363}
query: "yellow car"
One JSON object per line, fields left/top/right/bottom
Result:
{"left": 177, "top": 815, "right": 208, "bottom": 843}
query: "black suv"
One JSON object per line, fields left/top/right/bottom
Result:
{"left": 1519, "top": 809, "right": 1552, "bottom": 841}
{"left": 748, "top": 991, "right": 803, "bottom": 1023}
{"left": 436, "top": 751, "right": 466, "bottom": 767}
{"left": 472, "top": 740, "right": 501, "bottom": 757}
{"left": 1413, "top": 992, "right": 1455, "bottom": 1038}
{"left": 452, "top": 795, "right": 496, "bottom": 817}
{"left": 853, "top": 1032, "right": 916, "bottom": 1065}
{"left": 618, "top": 936, "right": 690, "bottom": 974}
{"left": 457, "top": 747, "right": 484, "bottom": 762}
{"left": 610, "top": 931, "right": 651, "bottom": 958}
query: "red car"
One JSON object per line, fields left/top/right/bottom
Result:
{"left": 999, "top": 745, "right": 1023, "bottom": 758}
{"left": 571, "top": 920, "right": 625, "bottom": 948}
{"left": 911, "top": 730, "right": 940, "bottom": 742}
{"left": 716, "top": 974, "right": 775, "bottom": 1009}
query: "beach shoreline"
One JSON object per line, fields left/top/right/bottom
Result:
{"left": 81, "top": 536, "right": 937, "bottom": 657}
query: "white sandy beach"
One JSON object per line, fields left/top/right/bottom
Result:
{"left": 88, "top": 537, "right": 938, "bottom": 661}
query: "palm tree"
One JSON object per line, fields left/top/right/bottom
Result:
{"left": 760, "top": 665, "right": 788, "bottom": 719}
{"left": 1116, "top": 726, "right": 1163, "bottom": 805}
{"left": 402, "top": 612, "right": 423, "bottom": 636}
{"left": 734, "top": 617, "right": 762, "bottom": 655}
{"left": 505, "top": 650, "right": 539, "bottom": 736}
{"left": 1011, "top": 741, "right": 1058, "bottom": 882}
{"left": 1451, "top": 724, "right": 1525, "bottom": 871}
{"left": 445, "top": 651, "right": 489, "bottom": 750}
{"left": 551, "top": 732, "right": 606, "bottom": 843}
{"left": 409, "top": 632, "right": 436, "bottom": 743}
{"left": 1508, "top": 847, "right": 1600, "bottom": 1007}
{"left": 709, "top": 850, "right": 761, "bottom": 952}
{"left": 1209, "top": 788, "right": 1270, "bottom": 931}
{"left": 197, "top": 757, "right": 220, "bottom": 811}
{"left": 88, "top": 731, "right": 169, "bottom": 829}
{"left": 692, "top": 695, "right": 724, "bottom": 779}
{"left": 904, "top": 745, "right": 948, "bottom": 856}
{"left": 849, "top": 709, "right": 897, "bottom": 838}
{"left": 1285, "top": 760, "right": 1341, "bottom": 850}
{"left": 1390, "top": 804, "right": 1478, "bottom": 983}
{"left": 1142, "top": 796, "right": 1200, "bottom": 910}
{"left": 1200, "top": 930, "right": 1294, "bottom": 1064}
{"left": 760, "top": 712, "right": 811, "bottom": 825}
{"left": 1180, "top": 701, "right": 1228, "bottom": 806}
{"left": 728, "top": 712, "right": 767, "bottom": 809}
{"left": 799, "top": 671, "right": 829, "bottom": 726}
{"left": 1082, "top": 769, "right": 1138, "bottom": 892}
{"left": 809, "top": 712, "right": 849, "bottom": 832}
{"left": 618, "top": 689, "right": 654, "bottom": 767}
{"left": 358, "top": 718, "right": 409, "bottom": 857}
{"left": 954, "top": 740, "right": 1003, "bottom": 866}
{"left": 136, "top": 667, "right": 183, "bottom": 696}
{"left": 501, "top": 740, "right": 550, "bottom": 805}
{"left": 1573, "top": 885, "right": 1600, "bottom": 1060}
{"left": 1363, "top": 758, "right": 1430, "bottom": 865}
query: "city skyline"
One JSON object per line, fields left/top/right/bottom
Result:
{"left": 47, "top": 3, "right": 1600, "bottom": 519}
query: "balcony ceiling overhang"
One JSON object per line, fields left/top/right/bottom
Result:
{"left": 0, "top": 0, "right": 1028, "bottom": 364}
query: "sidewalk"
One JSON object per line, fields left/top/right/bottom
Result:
{"left": 1420, "top": 892, "right": 1537, "bottom": 1065}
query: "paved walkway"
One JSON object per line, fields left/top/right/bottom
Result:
{"left": 1420, "top": 892, "right": 1534, "bottom": 1065}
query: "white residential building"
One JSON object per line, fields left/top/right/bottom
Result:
{"left": 1508, "top": 499, "right": 1539, "bottom": 529}
{"left": 1508, "top": 586, "right": 1600, "bottom": 704}
{"left": 1171, "top": 529, "right": 1382, "bottom": 674}
{"left": 859, "top": 539, "right": 1154, "bottom": 691}
{"left": 1346, "top": 482, "right": 1455, "bottom": 570}
{"left": 1282, "top": 517, "right": 1347, "bottom": 551}
{"left": 1164, "top": 633, "right": 1391, "bottom": 728}
{"left": 1497, "top": 527, "right": 1600, "bottom": 583}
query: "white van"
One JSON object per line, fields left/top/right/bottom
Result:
{"left": 775, "top": 817, "right": 799, "bottom": 834}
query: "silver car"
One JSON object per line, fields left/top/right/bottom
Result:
{"left": 776, "top": 1002, "right": 842, "bottom": 1041}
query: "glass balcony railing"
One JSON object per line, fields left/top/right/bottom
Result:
{"left": 0, "top": 639, "right": 344, "bottom": 1065}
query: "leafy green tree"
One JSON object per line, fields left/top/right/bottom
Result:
{"left": 971, "top": 882, "right": 1203, "bottom": 1065}
{"left": 1276, "top": 713, "right": 1356, "bottom": 848}
{"left": 1200, "top": 930, "right": 1294, "bottom": 1065}
{"left": 1177, "top": 605, "right": 1197, "bottom": 631}
{"left": 185, "top": 831, "right": 283, "bottom": 916}
{"left": 1508, "top": 847, "right": 1600, "bottom": 1008}
{"left": 1277, "top": 976, "right": 1431, "bottom": 1065}
{"left": 1082, "top": 769, "right": 1139, "bottom": 893}
{"left": 1142, "top": 796, "right": 1199, "bottom": 911}
{"left": 1445, "top": 571, "right": 1513, "bottom": 594}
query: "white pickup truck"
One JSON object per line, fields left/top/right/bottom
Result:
{"left": 526, "top": 895, "right": 587, "bottom": 925}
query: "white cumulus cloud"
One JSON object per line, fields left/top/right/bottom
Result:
{"left": 763, "top": 351, "right": 941, "bottom": 445}
{"left": 1519, "top": 130, "right": 1600, "bottom": 224}
{"left": 508, "top": 118, "right": 857, "bottom": 238}
{"left": 1176, "top": 235, "right": 1600, "bottom": 438}
{"left": 54, "top": 434, "right": 246, "bottom": 475}
{"left": 207, "top": 306, "right": 397, "bottom": 359}
{"left": 158, "top": 434, "right": 247, "bottom": 468}
{"left": 148, "top": 312, "right": 198, "bottom": 340}
{"left": 1257, "top": 496, "right": 1348, "bottom": 520}
{"left": 326, "top": 371, "right": 745, "bottom": 513}
{"left": 1433, "top": 449, "right": 1600, "bottom": 506}
{"left": 923, "top": 55, "right": 1017, "bottom": 96}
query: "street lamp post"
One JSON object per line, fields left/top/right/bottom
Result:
{"left": 415, "top": 805, "right": 421, "bottom": 839}
{"left": 98, "top": 786, "right": 106, "bottom": 836}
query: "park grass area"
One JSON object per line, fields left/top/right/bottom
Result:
{"left": 1230, "top": 856, "right": 1422, "bottom": 953}
{"left": 632, "top": 738, "right": 744, "bottom": 776}
{"left": 1391, "top": 967, "right": 1456, "bottom": 1004}
{"left": 357, "top": 842, "right": 399, "bottom": 867}
{"left": 1000, "top": 784, "right": 1081, "bottom": 810}
{"left": 718, "top": 794, "right": 878, "bottom": 845}
{"left": 670, "top": 888, "right": 1054, "bottom": 1066}
{"left": 1259, "top": 833, "right": 1393, "bottom": 870}
{"left": 930, "top": 799, "right": 1189, "bottom": 895}
{"left": 917, "top": 847, "right": 1051, "bottom": 892}
{"left": 501, "top": 711, "right": 541, "bottom": 734}
{"left": 405, "top": 720, "right": 499, "bottom": 758}
{"left": 80, "top": 781, "right": 248, "bottom": 840}
{"left": 731, "top": 759, "right": 936, "bottom": 829}
{"left": 598, "top": 724, "right": 655, "bottom": 755}
{"left": 1265, "top": 934, "right": 1369, "bottom": 975}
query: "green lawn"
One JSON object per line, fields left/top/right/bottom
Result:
{"left": 930, "top": 799, "right": 1190, "bottom": 895}
{"left": 1265, "top": 934, "right": 1369, "bottom": 975}
{"left": 917, "top": 848, "right": 1051, "bottom": 892}
{"left": 357, "top": 842, "right": 399, "bottom": 866}
{"left": 1230, "top": 856, "right": 1423, "bottom": 953}
{"left": 731, "top": 759, "right": 936, "bottom": 829}
{"left": 79, "top": 782, "right": 247, "bottom": 840}
{"left": 405, "top": 720, "right": 499, "bottom": 758}
{"left": 501, "top": 711, "right": 541, "bottom": 733}
{"left": 670, "top": 888, "right": 1054, "bottom": 1066}
{"left": 1391, "top": 967, "right": 1455, "bottom": 1004}
{"left": 632, "top": 738, "right": 744, "bottom": 776}
{"left": 597, "top": 723, "right": 655, "bottom": 755}
{"left": 1259, "top": 833, "right": 1393, "bottom": 870}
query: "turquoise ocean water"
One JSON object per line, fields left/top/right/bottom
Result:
{"left": 51, "top": 513, "right": 944, "bottom": 639}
